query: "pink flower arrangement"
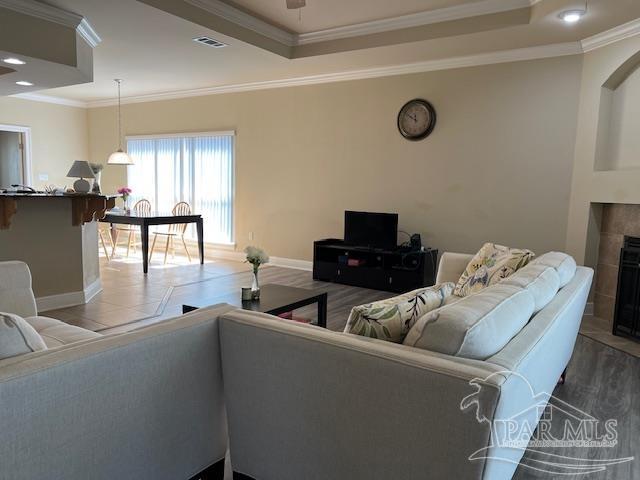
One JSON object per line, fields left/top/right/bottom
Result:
{"left": 117, "top": 186, "right": 132, "bottom": 199}
{"left": 117, "top": 187, "right": 132, "bottom": 211}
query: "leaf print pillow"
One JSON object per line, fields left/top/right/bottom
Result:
{"left": 454, "top": 243, "right": 534, "bottom": 297}
{"left": 343, "top": 283, "right": 455, "bottom": 343}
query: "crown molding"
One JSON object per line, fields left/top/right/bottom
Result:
{"left": 0, "top": 0, "right": 82, "bottom": 27}
{"left": 0, "top": 0, "right": 101, "bottom": 48}
{"left": 297, "top": 0, "right": 537, "bottom": 45}
{"left": 184, "top": 0, "right": 294, "bottom": 46}
{"left": 581, "top": 18, "right": 640, "bottom": 53}
{"left": 10, "top": 92, "right": 88, "bottom": 108}
{"left": 77, "top": 18, "right": 102, "bottom": 48}
{"left": 83, "top": 42, "right": 580, "bottom": 108}
{"left": 184, "top": 0, "right": 540, "bottom": 47}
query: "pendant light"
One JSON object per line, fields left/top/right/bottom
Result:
{"left": 107, "top": 79, "right": 134, "bottom": 165}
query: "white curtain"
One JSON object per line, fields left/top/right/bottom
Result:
{"left": 126, "top": 134, "right": 234, "bottom": 244}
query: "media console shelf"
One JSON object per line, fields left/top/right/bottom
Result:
{"left": 313, "top": 239, "right": 437, "bottom": 293}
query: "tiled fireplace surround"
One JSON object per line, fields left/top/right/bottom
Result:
{"left": 594, "top": 203, "right": 640, "bottom": 326}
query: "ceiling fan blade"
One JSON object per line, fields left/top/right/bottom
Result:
{"left": 286, "top": 0, "right": 306, "bottom": 9}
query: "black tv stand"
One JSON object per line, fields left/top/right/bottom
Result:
{"left": 312, "top": 239, "right": 438, "bottom": 293}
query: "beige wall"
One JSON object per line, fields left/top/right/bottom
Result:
{"left": 565, "top": 36, "right": 640, "bottom": 266}
{"left": 595, "top": 63, "right": 640, "bottom": 171}
{"left": 0, "top": 96, "right": 89, "bottom": 190}
{"left": 92, "top": 56, "right": 582, "bottom": 262}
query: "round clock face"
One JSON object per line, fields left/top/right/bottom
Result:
{"left": 397, "top": 99, "right": 436, "bottom": 141}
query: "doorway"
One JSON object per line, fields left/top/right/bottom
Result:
{"left": 0, "top": 125, "right": 32, "bottom": 188}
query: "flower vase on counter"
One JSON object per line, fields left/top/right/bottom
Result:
{"left": 117, "top": 186, "right": 132, "bottom": 214}
{"left": 90, "top": 163, "right": 103, "bottom": 194}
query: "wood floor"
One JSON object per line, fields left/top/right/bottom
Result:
{"left": 513, "top": 335, "right": 639, "bottom": 479}
{"left": 43, "top": 254, "right": 393, "bottom": 333}
{"left": 47, "top": 255, "right": 639, "bottom": 479}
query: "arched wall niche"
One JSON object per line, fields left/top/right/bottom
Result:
{"left": 594, "top": 50, "right": 640, "bottom": 171}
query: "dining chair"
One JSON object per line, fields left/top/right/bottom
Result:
{"left": 149, "top": 201, "right": 192, "bottom": 264}
{"left": 111, "top": 199, "right": 152, "bottom": 258}
{"left": 98, "top": 223, "right": 114, "bottom": 261}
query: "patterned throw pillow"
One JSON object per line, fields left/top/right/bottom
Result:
{"left": 454, "top": 243, "right": 534, "bottom": 297}
{"left": 344, "top": 283, "right": 455, "bottom": 343}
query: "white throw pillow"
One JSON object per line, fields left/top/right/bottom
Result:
{"left": 502, "top": 264, "right": 560, "bottom": 313}
{"left": 531, "top": 252, "right": 577, "bottom": 288}
{"left": 403, "top": 284, "right": 535, "bottom": 360}
{"left": 344, "top": 283, "right": 455, "bottom": 343}
{"left": 0, "top": 312, "right": 47, "bottom": 360}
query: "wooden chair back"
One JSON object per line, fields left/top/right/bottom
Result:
{"left": 171, "top": 201, "right": 191, "bottom": 234}
{"left": 134, "top": 199, "right": 152, "bottom": 216}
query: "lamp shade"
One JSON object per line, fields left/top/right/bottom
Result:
{"left": 107, "top": 149, "right": 134, "bottom": 165}
{"left": 67, "top": 160, "right": 96, "bottom": 179}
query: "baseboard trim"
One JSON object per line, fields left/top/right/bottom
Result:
{"left": 207, "top": 248, "right": 246, "bottom": 262}
{"left": 207, "top": 248, "right": 313, "bottom": 271}
{"left": 36, "top": 278, "right": 103, "bottom": 312}
{"left": 270, "top": 256, "right": 313, "bottom": 271}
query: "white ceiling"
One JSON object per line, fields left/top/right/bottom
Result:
{"left": 42, "top": 0, "right": 289, "bottom": 102}
{"left": 35, "top": 0, "right": 640, "bottom": 104}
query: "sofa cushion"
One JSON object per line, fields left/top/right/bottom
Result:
{"left": 25, "top": 316, "right": 101, "bottom": 348}
{"left": 0, "top": 312, "right": 47, "bottom": 360}
{"left": 502, "top": 264, "right": 560, "bottom": 313}
{"left": 454, "top": 243, "right": 534, "bottom": 297}
{"left": 344, "top": 283, "right": 455, "bottom": 343}
{"left": 403, "top": 284, "right": 535, "bottom": 360}
{"left": 531, "top": 252, "right": 577, "bottom": 287}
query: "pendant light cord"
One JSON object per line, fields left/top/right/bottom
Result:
{"left": 115, "top": 78, "right": 123, "bottom": 151}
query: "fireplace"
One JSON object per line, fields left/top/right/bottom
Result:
{"left": 594, "top": 204, "right": 640, "bottom": 342}
{"left": 612, "top": 236, "right": 640, "bottom": 341}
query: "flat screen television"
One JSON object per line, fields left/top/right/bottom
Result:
{"left": 344, "top": 211, "right": 398, "bottom": 250}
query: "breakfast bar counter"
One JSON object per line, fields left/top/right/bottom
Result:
{"left": 0, "top": 193, "right": 117, "bottom": 311}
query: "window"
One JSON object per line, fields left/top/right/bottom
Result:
{"left": 126, "top": 132, "right": 234, "bottom": 244}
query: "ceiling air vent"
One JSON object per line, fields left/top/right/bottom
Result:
{"left": 193, "top": 36, "right": 227, "bottom": 48}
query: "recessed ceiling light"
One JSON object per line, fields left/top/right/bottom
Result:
{"left": 15, "top": 81, "right": 33, "bottom": 86}
{"left": 560, "top": 9, "right": 585, "bottom": 23}
{"left": 3, "top": 57, "right": 26, "bottom": 65}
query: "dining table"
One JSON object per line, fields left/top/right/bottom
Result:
{"left": 100, "top": 209, "right": 204, "bottom": 273}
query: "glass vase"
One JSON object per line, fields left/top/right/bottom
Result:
{"left": 91, "top": 171, "right": 102, "bottom": 194}
{"left": 251, "top": 268, "right": 260, "bottom": 299}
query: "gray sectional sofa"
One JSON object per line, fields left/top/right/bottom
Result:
{"left": 0, "top": 252, "right": 593, "bottom": 480}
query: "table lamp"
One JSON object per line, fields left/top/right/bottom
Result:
{"left": 67, "top": 160, "right": 96, "bottom": 193}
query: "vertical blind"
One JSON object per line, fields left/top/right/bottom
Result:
{"left": 126, "top": 133, "right": 234, "bottom": 244}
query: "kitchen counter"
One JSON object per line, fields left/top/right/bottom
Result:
{"left": 0, "top": 193, "right": 118, "bottom": 311}
{"left": 0, "top": 193, "right": 117, "bottom": 229}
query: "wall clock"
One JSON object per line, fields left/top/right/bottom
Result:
{"left": 397, "top": 99, "right": 437, "bottom": 141}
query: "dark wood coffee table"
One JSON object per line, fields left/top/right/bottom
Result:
{"left": 182, "top": 283, "right": 328, "bottom": 328}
